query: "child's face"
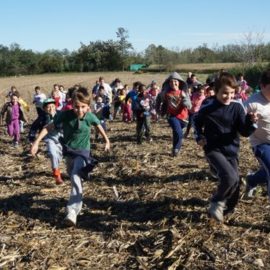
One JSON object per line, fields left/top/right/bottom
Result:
{"left": 199, "top": 89, "right": 205, "bottom": 96}
{"left": 11, "top": 95, "right": 18, "bottom": 104}
{"left": 73, "top": 100, "right": 90, "bottom": 119}
{"left": 169, "top": 79, "right": 179, "bottom": 90}
{"left": 52, "top": 90, "right": 60, "bottom": 97}
{"left": 99, "top": 89, "right": 105, "bottom": 95}
{"left": 235, "top": 86, "right": 241, "bottom": 93}
{"left": 208, "top": 90, "right": 215, "bottom": 97}
{"left": 97, "top": 97, "right": 102, "bottom": 104}
{"left": 216, "top": 85, "right": 235, "bottom": 105}
{"left": 44, "top": 103, "right": 56, "bottom": 115}
{"left": 139, "top": 86, "right": 146, "bottom": 95}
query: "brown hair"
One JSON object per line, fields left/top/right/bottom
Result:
{"left": 214, "top": 72, "right": 238, "bottom": 93}
{"left": 11, "top": 91, "right": 20, "bottom": 98}
{"left": 72, "top": 87, "right": 91, "bottom": 105}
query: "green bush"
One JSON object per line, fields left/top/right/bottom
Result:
{"left": 229, "top": 63, "right": 270, "bottom": 88}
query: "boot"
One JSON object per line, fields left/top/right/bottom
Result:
{"left": 53, "top": 168, "right": 63, "bottom": 185}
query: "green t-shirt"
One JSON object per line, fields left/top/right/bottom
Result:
{"left": 53, "top": 110, "right": 100, "bottom": 150}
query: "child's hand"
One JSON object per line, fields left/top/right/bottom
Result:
{"left": 197, "top": 138, "right": 206, "bottom": 147}
{"left": 104, "top": 141, "right": 110, "bottom": 152}
{"left": 181, "top": 91, "right": 186, "bottom": 98}
{"left": 30, "top": 142, "right": 39, "bottom": 156}
{"left": 249, "top": 112, "right": 258, "bottom": 123}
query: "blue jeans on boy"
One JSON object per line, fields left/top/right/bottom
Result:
{"left": 66, "top": 156, "right": 86, "bottom": 216}
{"left": 46, "top": 139, "right": 62, "bottom": 170}
{"left": 248, "top": 144, "right": 270, "bottom": 195}
{"left": 167, "top": 116, "right": 186, "bottom": 152}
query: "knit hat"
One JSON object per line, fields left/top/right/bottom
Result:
{"left": 43, "top": 98, "right": 55, "bottom": 108}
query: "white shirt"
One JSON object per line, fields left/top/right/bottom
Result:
{"left": 245, "top": 92, "right": 270, "bottom": 147}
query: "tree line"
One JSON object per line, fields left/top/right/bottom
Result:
{"left": 0, "top": 28, "right": 270, "bottom": 76}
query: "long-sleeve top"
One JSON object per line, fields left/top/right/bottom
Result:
{"left": 190, "top": 92, "right": 205, "bottom": 114}
{"left": 245, "top": 92, "right": 270, "bottom": 147}
{"left": 134, "top": 94, "right": 151, "bottom": 118}
{"left": 194, "top": 98, "right": 256, "bottom": 158}
{"left": 1, "top": 102, "right": 27, "bottom": 124}
{"left": 164, "top": 89, "right": 191, "bottom": 121}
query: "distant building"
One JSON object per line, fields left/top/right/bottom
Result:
{"left": 129, "top": 64, "right": 146, "bottom": 72}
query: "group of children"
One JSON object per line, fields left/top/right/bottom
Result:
{"left": 1, "top": 69, "right": 270, "bottom": 226}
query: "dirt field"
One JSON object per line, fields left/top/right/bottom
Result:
{"left": 0, "top": 73, "right": 270, "bottom": 269}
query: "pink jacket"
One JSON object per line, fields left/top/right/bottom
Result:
{"left": 190, "top": 93, "right": 205, "bottom": 113}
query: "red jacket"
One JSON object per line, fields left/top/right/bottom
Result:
{"left": 165, "top": 89, "right": 189, "bottom": 121}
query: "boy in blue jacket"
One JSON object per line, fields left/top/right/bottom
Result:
{"left": 194, "top": 72, "right": 257, "bottom": 222}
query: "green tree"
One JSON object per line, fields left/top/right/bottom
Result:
{"left": 116, "top": 27, "right": 133, "bottom": 70}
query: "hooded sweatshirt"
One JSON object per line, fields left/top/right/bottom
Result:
{"left": 162, "top": 72, "right": 191, "bottom": 121}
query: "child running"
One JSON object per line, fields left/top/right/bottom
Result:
{"left": 1, "top": 92, "right": 27, "bottom": 146}
{"left": 134, "top": 84, "right": 152, "bottom": 144}
{"left": 35, "top": 98, "right": 64, "bottom": 185}
{"left": 31, "top": 87, "right": 110, "bottom": 226}
{"left": 194, "top": 72, "right": 257, "bottom": 222}
{"left": 244, "top": 69, "right": 270, "bottom": 197}
{"left": 160, "top": 72, "right": 191, "bottom": 157}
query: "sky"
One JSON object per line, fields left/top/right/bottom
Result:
{"left": 1, "top": 0, "right": 270, "bottom": 53}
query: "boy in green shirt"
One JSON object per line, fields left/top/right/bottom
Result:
{"left": 31, "top": 87, "right": 110, "bottom": 226}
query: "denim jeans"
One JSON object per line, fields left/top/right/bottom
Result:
{"left": 249, "top": 144, "right": 270, "bottom": 196}
{"left": 167, "top": 116, "right": 186, "bottom": 151}
{"left": 46, "top": 139, "right": 63, "bottom": 170}
{"left": 66, "top": 156, "right": 86, "bottom": 215}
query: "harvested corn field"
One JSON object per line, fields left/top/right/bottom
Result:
{"left": 0, "top": 73, "right": 270, "bottom": 269}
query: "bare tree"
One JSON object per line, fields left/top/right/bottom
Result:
{"left": 238, "top": 31, "right": 265, "bottom": 65}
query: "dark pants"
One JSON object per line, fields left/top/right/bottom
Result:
{"left": 28, "top": 111, "right": 47, "bottom": 142}
{"left": 206, "top": 150, "right": 240, "bottom": 212}
{"left": 167, "top": 116, "right": 186, "bottom": 151}
{"left": 185, "top": 113, "right": 196, "bottom": 137}
{"left": 247, "top": 168, "right": 267, "bottom": 188}
{"left": 136, "top": 115, "right": 150, "bottom": 143}
{"left": 36, "top": 107, "right": 44, "bottom": 117}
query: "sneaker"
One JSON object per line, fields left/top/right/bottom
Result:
{"left": 172, "top": 149, "right": 179, "bottom": 157}
{"left": 245, "top": 185, "right": 257, "bottom": 198}
{"left": 64, "top": 209, "right": 77, "bottom": 226}
{"left": 13, "top": 141, "right": 19, "bottom": 147}
{"left": 53, "top": 169, "right": 64, "bottom": 185}
{"left": 208, "top": 201, "right": 226, "bottom": 222}
{"left": 54, "top": 174, "right": 64, "bottom": 185}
